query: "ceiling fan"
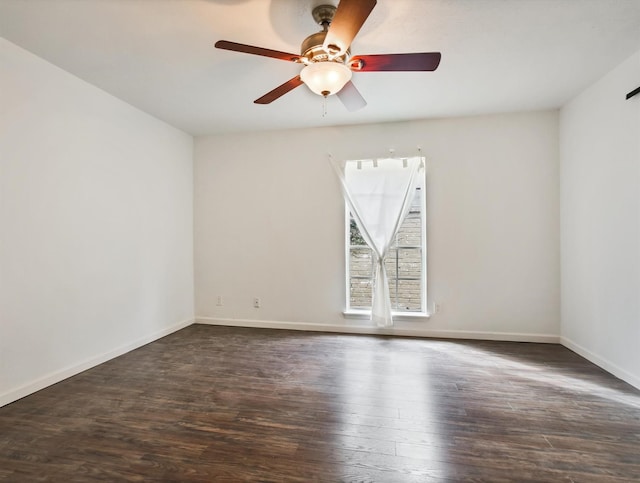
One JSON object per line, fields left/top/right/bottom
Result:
{"left": 215, "top": 0, "right": 441, "bottom": 111}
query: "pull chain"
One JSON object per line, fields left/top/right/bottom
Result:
{"left": 322, "top": 94, "right": 328, "bottom": 117}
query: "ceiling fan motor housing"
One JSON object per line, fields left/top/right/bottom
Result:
{"left": 301, "top": 5, "right": 350, "bottom": 64}
{"left": 300, "top": 31, "right": 350, "bottom": 64}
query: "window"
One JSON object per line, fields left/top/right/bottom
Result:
{"left": 346, "top": 180, "right": 426, "bottom": 314}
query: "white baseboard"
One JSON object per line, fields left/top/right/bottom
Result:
{"left": 7, "top": 318, "right": 633, "bottom": 409}
{"left": 0, "top": 318, "right": 194, "bottom": 408}
{"left": 560, "top": 336, "right": 640, "bottom": 390}
{"left": 195, "top": 316, "right": 560, "bottom": 343}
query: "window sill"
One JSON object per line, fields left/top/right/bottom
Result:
{"left": 343, "top": 309, "right": 431, "bottom": 321}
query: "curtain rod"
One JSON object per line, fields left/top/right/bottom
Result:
{"left": 328, "top": 148, "right": 424, "bottom": 161}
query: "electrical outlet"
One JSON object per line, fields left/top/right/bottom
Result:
{"left": 253, "top": 297, "right": 260, "bottom": 308}
{"left": 435, "top": 303, "right": 441, "bottom": 314}
{"left": 216, "top": 295, "right": 223, "bottom": 306}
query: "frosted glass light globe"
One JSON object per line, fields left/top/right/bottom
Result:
{"left": 300, "top": 62, "right": 352, "bottom": 97}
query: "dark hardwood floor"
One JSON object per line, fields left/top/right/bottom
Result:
{"left": 1, "top": 325, "right": 639, "bottom": 482}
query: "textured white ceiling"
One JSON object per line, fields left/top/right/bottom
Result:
{"left": 1, "top": 0, "right": 639, "bottom": 136}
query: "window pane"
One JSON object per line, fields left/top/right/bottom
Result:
{"left": 398, "top": 248, "right": 422, "bottom": 278}
{"left": 350, "top": 278, "right": 372, "bottom": 308}
{"left": 349, "top": 218, "right": 366, "bottom": 246}
{"left": 396, "top": 211, "right": 421, "bottom": 247}
{"left": 397, "top": 279, "right": 422, "bottom": 311}
{"left": 350, "top": 247, "right": 372, "bottom": 277}
{"left": 345, "top": 172, "right": 425, "bottom": 313}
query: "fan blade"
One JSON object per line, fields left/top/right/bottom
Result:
{"left": 323, "top": 0, "right": 377, "bottom": 56}
{"left": 350, "top": 52, "right": 442, "bottom": 72}
{"left": 337, "top": 81, "right": 367, "bottom": 112}
{"left": 215, "top": 40, "right": 300, "bottom": 62}
{"left": 254, "top": 76, "right": 304, "bottom": 104}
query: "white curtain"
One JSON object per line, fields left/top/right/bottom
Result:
{"left": 332, "top": 156, "right": 423, "bottom": 327}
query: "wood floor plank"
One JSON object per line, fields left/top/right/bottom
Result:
{"left": 1, "top": 324, "right": 639, "bottom": 481}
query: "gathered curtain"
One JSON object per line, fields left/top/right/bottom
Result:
{"left": 332, "top": 156, "right": 423, "bottom": 327}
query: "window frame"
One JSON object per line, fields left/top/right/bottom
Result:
{"left": 343, "top": 174, "right": 428, "bottom": 319}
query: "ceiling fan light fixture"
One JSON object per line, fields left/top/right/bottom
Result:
{"left": 300, "top": 62, "right": 352, "bottom": 97}
{"left": 215, "top": 0, "right": 441, "bottom": 107}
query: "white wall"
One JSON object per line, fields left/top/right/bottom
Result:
{"left": 0, "top": 38, "right": 194, "bottom": 406}
{"left": 195, "top": 111, "right": 560, "bottom": 341}
{"left": 560, "top": 48, "right": 640, "bottom": 389}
